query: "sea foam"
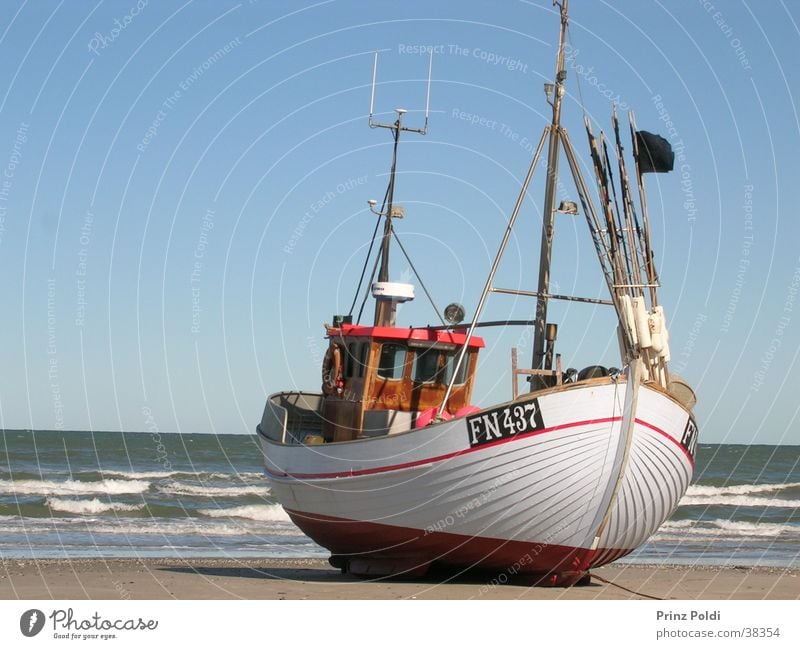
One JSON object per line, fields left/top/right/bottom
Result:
{"left": 680, "top": 493, "right": 800, "bottom": 508}
{"left": 658, "top": 519, "right": 798, "bottom": 538}
{"left": 0, "top": 478, "right": 150, "bottom": 496}
{"left": 45, "top": 497, "right": 143, "bottom": 515}
{"left": 686, "top": 482, "right": 800, "bottom": 497}
{"left": 198, "top": 504, "right": 291, "bottom": 522}
{"left": 157, "top": 482, "right": 271, "bottom": 498}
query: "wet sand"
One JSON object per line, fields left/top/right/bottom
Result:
{"left": 1, "top": 559, "right": 797, "bottom": 600}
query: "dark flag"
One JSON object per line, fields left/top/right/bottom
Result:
{"left": 635, "top": 131, "right": 674, "bottom": 173}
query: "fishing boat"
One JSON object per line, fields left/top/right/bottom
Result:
{"left": 257, "top": 0, "right": 698, "bottom": 586}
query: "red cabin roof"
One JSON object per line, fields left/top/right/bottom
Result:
{"left": 328, "top": 324, "right": 485, "bottom": 348}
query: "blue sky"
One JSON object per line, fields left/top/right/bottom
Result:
{"left": 0, "top": 0, "right": 797, "bottom": 444}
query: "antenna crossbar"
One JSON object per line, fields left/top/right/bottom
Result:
{"left": 368, "top": 50, "right": 433, "bottom": 134}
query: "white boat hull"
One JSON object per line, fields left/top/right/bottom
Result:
{"left": 258, "top": 376, "right": 695, "bottom": 584}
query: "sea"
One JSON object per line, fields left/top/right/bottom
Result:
{"left": 0, "top": 430, "right": 797, "bottom": 568}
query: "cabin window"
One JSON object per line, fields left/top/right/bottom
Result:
{"left": 358, "top": 342, "right": 369, "bottom": 378}
{"left": 444, "top": 352, "right": 470, "bottom": 385}
{"left": 346, "top": 343, "right": 357, "bottom": 378}
{"left": 377, "top": 343, "right": 406, "bottom": 380}
{"left": 412, "top": 348, "right": 441, "bottom": 383}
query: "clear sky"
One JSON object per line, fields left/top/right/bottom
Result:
{"left": 0, "top": 0, "right": 797, "bottom": 445}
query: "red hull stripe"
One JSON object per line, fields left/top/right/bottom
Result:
{"left": 284, "top": 507, "right": 632, "bottom": 575}
{"left": 636, "top": 418, "right": 695, "bottom": 467}
{"left": 266, "top": 415, "right": 690, "bottom": 479}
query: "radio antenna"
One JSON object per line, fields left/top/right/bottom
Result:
{"left": 368, "top": 49, "right": 433, "bottom": 135}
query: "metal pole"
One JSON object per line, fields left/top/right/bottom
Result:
{"left": 629, "top": 111, "right": 659, "bottom": 307}
{"left": 436, "top": 128, "right": 549, "bottom": 419}
{"left": 530, "top": 0, "right": 569, "bottom": 382}
{"left": 374, "top": 111, "right": 403, "bottom": 326}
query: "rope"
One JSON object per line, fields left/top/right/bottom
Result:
{"left": 588, "top": 572, "right": 663, "bottom": 600}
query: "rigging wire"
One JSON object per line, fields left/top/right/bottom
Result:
{"left": 566, "top": 23, "right": 588, "bottom": 122}
{"left": 356, "top": 237, "right": 383, "bottom": 325}
{"left": 347, "top": 183, "right": 390, "bottom": 317}
{"left": 353, "top": 123, "right": 446, "bottom": 326}
{"left": 390, "top": 229, "right": 447, "bottom": 327}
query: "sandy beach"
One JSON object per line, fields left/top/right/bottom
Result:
{"left": 1, "top": 559, "right": 797, "bottom": 600}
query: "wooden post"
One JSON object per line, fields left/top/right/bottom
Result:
{"left": 511, "top": 347, "right": 519, "bottom": 400}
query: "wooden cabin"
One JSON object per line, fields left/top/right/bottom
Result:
{"left": 320, "top": 323, "right": 485, "bottom": 442}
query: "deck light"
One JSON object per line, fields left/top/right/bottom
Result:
{"left": 444, "top": 303, "right": 466, "bottom": 325}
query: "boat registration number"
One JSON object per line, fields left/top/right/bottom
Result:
{"left": 466, "top": 401, "right": 544, "bottom": 448}
{"left": 680, "top": 417, "right": 699, "bottom": 459}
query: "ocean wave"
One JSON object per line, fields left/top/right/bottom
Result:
{"left": 0, "top": 515, "right": 299, "bottom": 537}
{"left": 687, "top": 482, "right": 800, "bottom": 497}
{"left": 658, "top": 519, "right": 798, "bottom": 538}
{"left": 198, "top": 505, "right": 291, "bottom": 522}
{"left": 157, "top": 482, "right": 271, "bottom": 498}
{"left": 207, "top": 472, "right": 265, "bottom": 481}
{"left": 99, "top": 470, "right": 265, "bottom": 481}
{"left": 679, "top": 494, "right": 800, "bottom": 508}
{"left": 46, "top": 498, "right": 144, "bottom": 515}
{"left": 99, "top": 470, "right": 182, "bottom": 480}
{"left": 0, "top": 478, "right": 150, "bottom": 496}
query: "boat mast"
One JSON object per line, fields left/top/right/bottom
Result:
{"left": 374, "top": 110, "right": 404, "bottom": 326}
{"left": 367, "top": 51, "right": 432, "bottom": 327}
{"left": 530, "top": 0, "right": 569, "bottom": 386}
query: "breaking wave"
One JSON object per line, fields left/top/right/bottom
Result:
{"left": 157, "top": 482, "right": 271, "bottom": 498}
{"left": 197, "top": 505, "right": 290, "bottom": 522}
{"left": 686, "top": 483, "right": 800, "bottom": 497}
{"left": 46, "top": 498, "right": 144, "bottom": 515}
{"left": 100, "top": 470, "right": 264, "bottom": 481}
{"left": 657, "top": 519, "right": 798, "bottom": 538}
{"left": 680, "top": 493, "right": 800, "bottom": 508}
{"left": 0, "top": 478, "right": 150, "bottom": 496}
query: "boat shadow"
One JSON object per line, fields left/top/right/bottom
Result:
{"left": 159, "top": 564, "right": 356, "bottom": 583}
{"left": 157, "top": 563, "right": 597, "bottom": 588}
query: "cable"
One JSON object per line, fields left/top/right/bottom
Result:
{"left": 347, "top": 183, "right": 390, "bottom": 316}
{"left": 567, "top": 23, "right": 588, "bottom": 122}
{"left": 356, "top": 243, "right": 382, "bottom": 325}
{"left": 390, "top": 229, "right": 446, "bottom": 326}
